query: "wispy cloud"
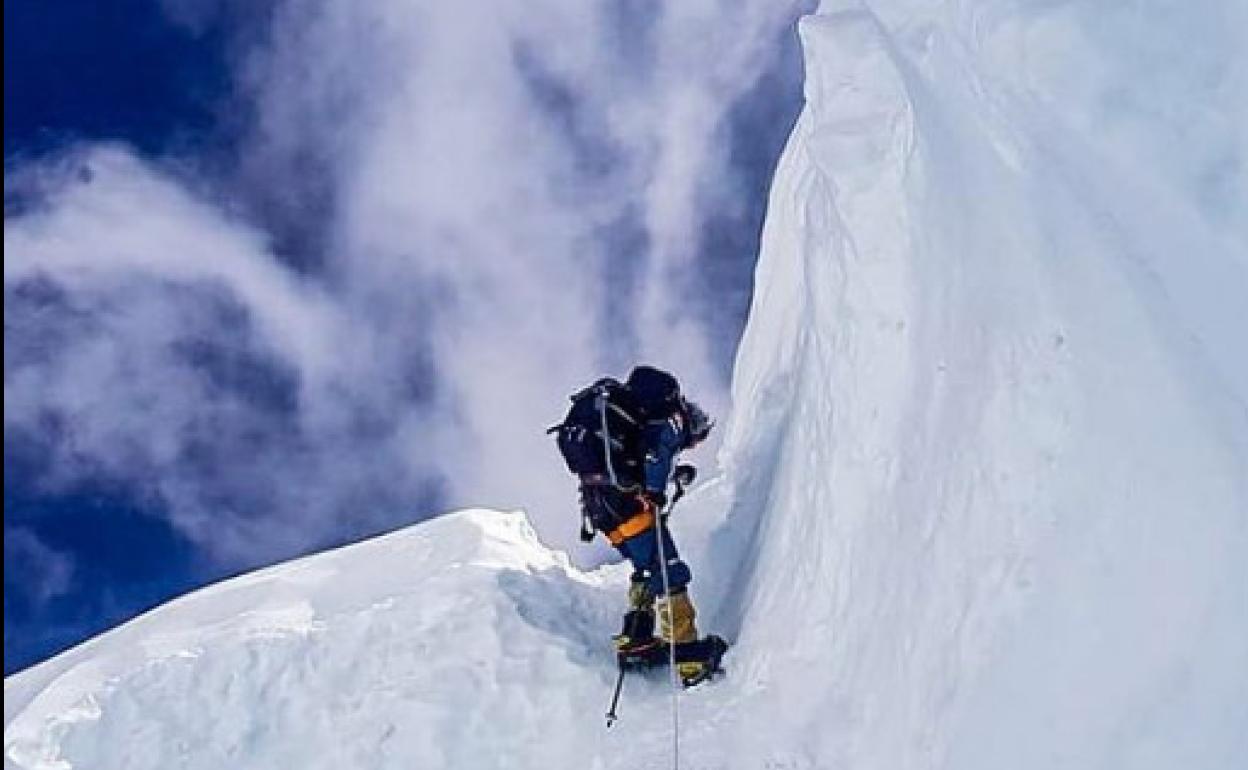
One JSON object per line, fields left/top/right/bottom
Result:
{"left": 4, "top": 527, "right": 75, "bottom": 607}
{"left": 4, "top": 0, "right": 809, "bottom": 569}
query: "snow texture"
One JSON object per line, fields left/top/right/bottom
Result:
{"left": 7, "top": 1, "right": 1248, "bottom": 768}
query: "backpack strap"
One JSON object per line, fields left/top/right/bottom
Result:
{"left": 597, "top": 387, "right": 622, "bottom": 488}
{"left": 608, "top": 401, "right": 640, "bottom": 425}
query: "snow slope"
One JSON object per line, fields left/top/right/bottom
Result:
{"left": 7, "top": 1, "right": 1248, "bottom": 769}
{"left": 4, "top": 510, "right": 646, "bottom": 768}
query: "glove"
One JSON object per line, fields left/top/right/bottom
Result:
{"left": 674, "top": 464, "right": 697, "bottom": 487}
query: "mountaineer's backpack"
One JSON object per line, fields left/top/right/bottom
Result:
{"left": 548, "top": 366, "right": 682, "bottom": 488}
{"left": 549, "top": 378, "right": 644, "bottom": 487}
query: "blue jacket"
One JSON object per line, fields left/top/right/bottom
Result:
{"left": 642, "top": 412, "right": 689, "bottom": 497}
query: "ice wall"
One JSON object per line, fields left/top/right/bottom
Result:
{"left": 707, "top": 2, "right": 1248, "bottom": 767}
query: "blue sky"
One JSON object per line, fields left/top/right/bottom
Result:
{"left": 4, "top": 0, "right": 240, "bottom": 674}
{"left": 4, "top": 0, "right": 808, "bottom": 674}
{"left": 4, "top": 0, "right": 236, "bottom": 157}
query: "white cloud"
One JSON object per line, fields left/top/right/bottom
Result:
{"left": 4, "top": 527, "right": 75, "bottom": 607}
{"left": 4, "top": 0, "right": 809, "bottom": 568}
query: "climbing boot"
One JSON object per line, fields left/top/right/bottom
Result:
{"left": 613, "top": 609, "right": 656, "bottom": 651}
{"left": 674, "top": 635, "right": 729, "bottom": 687}
{"left": 613, "top": 576, "right": 658, "bottom": 663}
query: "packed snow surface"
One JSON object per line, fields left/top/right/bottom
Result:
{"left": 7, "top": 1, "right": 1247, "bottom": 768}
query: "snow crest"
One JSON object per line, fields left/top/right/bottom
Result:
{"left": 707, "top": 3, "right": 1248, "bottom": 768}
{"left": 5, "top": 511, "right": 624, "bottom": 769}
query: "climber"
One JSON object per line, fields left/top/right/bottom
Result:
{"left": 548, "top": 365, "right": 725, "bottom": 686}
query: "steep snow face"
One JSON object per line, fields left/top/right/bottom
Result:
{"left": 708, "top": 2, "right": 1248, "bottom": 769}
{"left": 7, "top": 2, "right": 1248, "bottom": 769}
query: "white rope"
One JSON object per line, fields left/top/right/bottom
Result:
{"left": 598, "top": 390, "right": 620, "bottom": 488}
{"left": 653, "top": 501, "right": 681, "bottom": 770}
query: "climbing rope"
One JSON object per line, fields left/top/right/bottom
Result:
{"left": 653, "top": 498, "right": 681, "bottom": 770}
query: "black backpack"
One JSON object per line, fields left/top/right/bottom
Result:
{"left": 548, "top": 367, "right": 682, "bottom": 487}
{"left": 548, "top": 378, "right": 644, "bottom": 486}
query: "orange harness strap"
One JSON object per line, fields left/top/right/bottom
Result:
{"left": 605, "top": 506, "right": 656, "bottom": 546}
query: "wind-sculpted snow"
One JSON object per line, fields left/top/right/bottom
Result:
{"left": 4, "top": 511, "right": 627, "bottom": 768}
{"left": 6, "top": 1, "right": 1248, "bottom": 768}
{"left": 705, "top": 3, "right": 1248, "bottom": 768}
